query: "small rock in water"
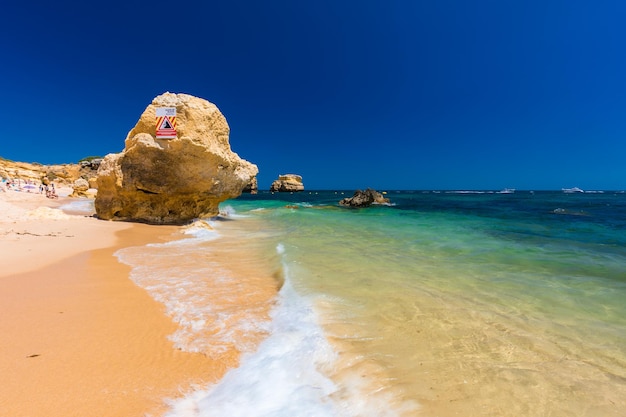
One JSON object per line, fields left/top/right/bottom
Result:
{"left": 339, "top": 188, "right": 390, "bottom": 208}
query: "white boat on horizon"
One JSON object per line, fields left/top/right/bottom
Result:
{"left": 562, "top": 187, "right": 584, "bottom": 193}
{"left": 497, "top": 188, "right": 516, "bottom": 194}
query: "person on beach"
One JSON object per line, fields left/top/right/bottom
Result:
{"left": 46, "top": 183, "right": 58, "bottom": 199}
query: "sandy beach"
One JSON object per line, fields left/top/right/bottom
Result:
{"left": 0, "top": 188, "right": 239, "bottom": 416}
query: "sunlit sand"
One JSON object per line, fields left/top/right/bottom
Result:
{"left": 0, "top": 188, "right": 244, "bottom": 416}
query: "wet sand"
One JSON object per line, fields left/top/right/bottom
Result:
{"left": 0, "top": 191, "right": 240, "bottom": 416}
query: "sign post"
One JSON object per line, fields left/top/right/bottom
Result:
{"left": 156, "top": 107, "right": 177, "bottom": 139}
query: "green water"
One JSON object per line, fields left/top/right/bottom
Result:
{"left": 217, "top": 191, "right": 626, "bottom": 416}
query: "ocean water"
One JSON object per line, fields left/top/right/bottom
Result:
{"left": 115, "top": 190, "right": 626, "bottom": 417}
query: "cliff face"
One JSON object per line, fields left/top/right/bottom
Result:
{"left": 94, "top": 92, "right": 258, "bottom": 224}
{"left": 0, "top": 159, "right": 86, "bottom": 185}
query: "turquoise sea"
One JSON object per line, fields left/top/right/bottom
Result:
{"left": 115, "top": 190, "right": 626, "bottom": 417}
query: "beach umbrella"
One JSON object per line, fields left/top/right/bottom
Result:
{"left": 22, "top": 184, "right": 37, "bottom": 190}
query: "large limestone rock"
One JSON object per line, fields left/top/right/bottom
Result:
{"left": 95, "top": 93, "right": 258, "bottom": 224}
{"left": 270, "top": 174, "right": 304, "bottom": 192}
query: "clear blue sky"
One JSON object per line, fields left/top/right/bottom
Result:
{"left": 1, "top": 1, "right": 625, "bottom": 190}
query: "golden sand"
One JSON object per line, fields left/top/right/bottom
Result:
{"left": 0, "top": 190, "right": 242, "bottom": 416}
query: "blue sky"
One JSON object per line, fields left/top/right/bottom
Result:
{"left": 1, "top": 1, "right": 625, "bottom": 190}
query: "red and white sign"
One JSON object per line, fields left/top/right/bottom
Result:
{"left": 156, "top": 107, "right": 177, "bottom": 139}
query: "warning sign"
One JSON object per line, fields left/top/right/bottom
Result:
{"left": 156, "top": 107, "right": 177, "bottom": 139}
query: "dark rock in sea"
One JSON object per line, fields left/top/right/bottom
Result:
{"left": 339, "top": 188, "right": 390, "bottom": 208}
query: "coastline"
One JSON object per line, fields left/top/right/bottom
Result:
{"left": 5, "top": 188, "right": 625, "bottom": 415}
{"left": 0, "top": 190, "right": 239, "bottom": 416}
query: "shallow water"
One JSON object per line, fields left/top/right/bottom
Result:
{"left": 119, "top": 191, "right": 626, "bottom": 416}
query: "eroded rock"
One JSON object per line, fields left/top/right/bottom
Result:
{"left": 69, "top": 178, "right": 90, "bottom": 198}
{"left": 339, "top": 188, "right": 390, "bottom": 208}
{"left": 270, "top": 174, "right": 304, "bottom": 192}
{"left": 94, "top": 92, "right": 258, "bottom": 224}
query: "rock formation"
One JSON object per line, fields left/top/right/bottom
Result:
{"left": 79, "top": 158, "right": 103, "bottom": 170}
{"left": 339, "top": 188, "right": 390, "bottom": 208}
{"left": 243, "top": 176, "right": 258, "bottom": 194}
{"left": 0, "top": 159, "right": 85, "bottom": 186}
{"left": 270, "top": 174, "right": 304, "bottom": 192}
{"left": 94, "top": 92, "right": 258, "bottom": 224}
{"left": 69, "top": 178, "right": 90, "bottom": 198}
{"left": 88, "top": 177, "right": 98, "bottom": 189}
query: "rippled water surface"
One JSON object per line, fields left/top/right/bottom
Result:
{"left": 121, "top": 191, "right": 626, "bottom": 416}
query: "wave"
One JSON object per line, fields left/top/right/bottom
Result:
{"left": 163, "top": 243, "right": 342, "bottom": 416}
{"left": 218, "top": 205, "right": 250, "bottom": 218}
{"left": 163, "top": 243, "right": 418, "bottom": 417}
{"left": 552, "top": 208, "right": 590, "bottom": 216}
{"left": 58, "top": 199, "right": 95, "bottom": 214}
{"left": 115, "top": 227, "right": 270, "bottom": 355}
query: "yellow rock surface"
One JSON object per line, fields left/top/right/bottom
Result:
{"left": 95, "top": 92, "right": 258, "bottom": 224}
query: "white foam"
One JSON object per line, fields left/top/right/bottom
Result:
{"left": 116, "top": 229, "right": 417, "bottom": 416}
{"left": 115, "top": 228, "right": 268, "bottom": 354}
{"left": 177, "top": 219, "right": 221, "bottom": 241}
{"left": 164, "top": 245, "right": 342, "bottom": 417}
{"left": 218, "top": 205, "right": 249, "bottom": 218}
{"left": 163, "top": 244, "right": 417, "bottom": 417}
{"left": 59, "top": 199, "right": 94, "bottom": 213}
{"left": 276, "top": 243, "right": 285, "bottom": 255}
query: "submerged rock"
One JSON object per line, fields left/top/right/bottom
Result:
{"left": 339, "top": 188, "right": 390, "bottom": 208}
{"left": 270, "top": 174, "right": 304, "bottom": 192}
{"left": 95, "top": 92, "right": 258, "bottom": 224}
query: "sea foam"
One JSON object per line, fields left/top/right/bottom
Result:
{"left": 163, "top": 243, "right": 415, "bottom": 417}
{"left": 116, "top": 218, "right": 414, "bottom": 416}
{"left": 164, "top": 246, "right": 340, "bottom": 416}
{"left": 167, "top": 258, "right": 337, "bottom": 417}
{"left": 58, "top": 199, "right": 95, "bottom": 214}
{"left": 115, "top": 225, "right": 270, "bottom": 355}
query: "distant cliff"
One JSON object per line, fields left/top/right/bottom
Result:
{"left": 0, "top": 157, "right": 97, "bottom": 186}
